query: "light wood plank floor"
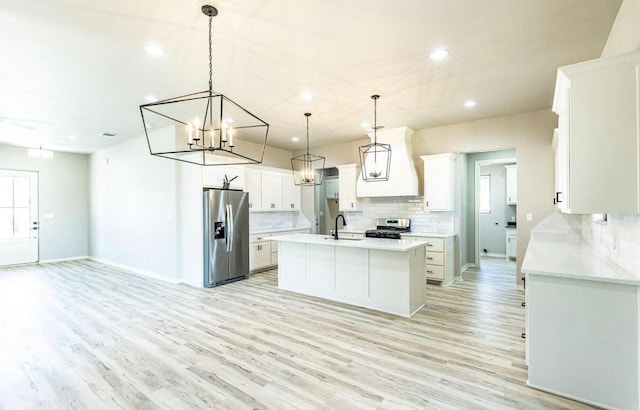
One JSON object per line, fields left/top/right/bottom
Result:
{"left": 0, "top": 259, "right": 594, "bottom": 409}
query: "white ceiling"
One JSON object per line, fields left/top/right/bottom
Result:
{"left": 0, "top": 0, "right": 621, "bottom": 154}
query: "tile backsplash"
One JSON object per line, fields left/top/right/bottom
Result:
{"left": 250, "top": 211, "right": 310, "bottom": 232}
{"left": 582, "top": 213, "right": 640, "bottom": 273}
{"left": 344, "top": 197, "right": 455, "bottom": 234}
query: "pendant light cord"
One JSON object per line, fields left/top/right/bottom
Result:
{"left": 208, "top": 15, "right": 213, "bottom": 92}
{"left": 373, "top": 96, "right": 377, "bottom": 144}
{"left": 306, "top": 114, "right": 310, "bottom": 154}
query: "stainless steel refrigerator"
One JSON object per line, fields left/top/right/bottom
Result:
{"left": 203, "top": 188, "right": 250, "bottom": 287}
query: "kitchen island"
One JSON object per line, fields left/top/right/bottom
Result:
{"left": 270, "top": 234, "right": 428, "bottom": 317}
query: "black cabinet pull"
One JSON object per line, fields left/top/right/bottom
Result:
{"left": 521, "top": 332, "right": 526, "bottom": 339}
{"left": 555, "top": 192, "right": 562, "bottom": 203}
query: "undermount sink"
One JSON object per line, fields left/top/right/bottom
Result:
{"left": 322, "top": 236, "right": 363, "bottom": 241}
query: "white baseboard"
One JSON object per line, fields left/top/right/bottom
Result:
{"left": 460, "top": 263, "right": 474, "bottom": 273}
{"left": 39, "top": 256, "right": 89, "bottom": 264}
{"left": 481, "top": 253, "right": 506, "bottom": 259}
{"left": 88, "top": 257, "right": 182, "bottom": 284}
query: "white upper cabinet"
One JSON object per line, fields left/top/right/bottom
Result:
{"left": 336, "top": 164, "right": 362, "bottom": 211}
{"left": 244, "top": 168, "right": 262, "bottom": 210}
{"left": 552, "top": 128, "right": 569, "bottom": 211}
{"left": 505, "top": 164, "right": 517, "bottom": 205}
{"left": 553, "top": 51, "right": 640, "bottom": 214}
{"left": 244, "top": 167, "right": 301, "bottom": 212}
{"left": 282, "top": 174, "right": 301, "bottom": 211}
{"left": 421, "top": 153, "right": 456, "bottom": 212}
{"left": 261, "top": 171, "right": 283, "bottom": 210}
{"left": 325, "top": 177, "right": 339, "bottom": 199}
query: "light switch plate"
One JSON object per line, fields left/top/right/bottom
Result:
{"left": 526, "top": 213, "right": 532, "bottom": 221}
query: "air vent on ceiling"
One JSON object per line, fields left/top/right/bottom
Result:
{"left": 99, "top": 132, "right": 117, "bottom": 137}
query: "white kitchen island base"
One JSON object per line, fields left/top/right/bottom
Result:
{"left": 274, "top": 234, "right": 427, "bottom": 317}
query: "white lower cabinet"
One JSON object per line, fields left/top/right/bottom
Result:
{"left": 249, "top": 234, "right": 272, "bottom": 272}
{"left": 407, "top": 235, "right": 454, "bottom": 286}
{"left": 250, "top": 229, "right": 310, "bottom": 272}
{"left": 506, "top": 230, "right": 517, "bottom": 260}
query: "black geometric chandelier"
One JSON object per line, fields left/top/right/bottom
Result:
{"left": 359, "top": 95, "right": 391, "bottom": 181}
{"left": 139, "top": 5, "right": 269, "bottom": 166}
{"left": 291, "top": 113, "right": 325, "bottom": 186}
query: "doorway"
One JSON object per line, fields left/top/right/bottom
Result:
{"left": 0, "top": 169, "right": 39, "bottom": 265}
{"left": 474, "top": 158, "right": 516, "bottom": 271}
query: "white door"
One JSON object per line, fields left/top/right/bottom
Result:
{"left": 0, "top": 170, "right": 38, "bottom": 265}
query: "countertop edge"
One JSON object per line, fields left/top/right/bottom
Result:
{"left": 270, "top": 234, "right": 430, "bottom": 252}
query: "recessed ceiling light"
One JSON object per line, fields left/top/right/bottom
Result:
{"left": 300, "top": 91, "right": 313, "bottom": 101}
{"left": 464, "top": 100, "right": 477, "bottom": 108}
{"left": 67, "top": 135, "right": 78, "bottom": 140}
{"left": 430, "top": 48, "right": 450, "bottom": 61}
{"left": 144, "top": 43, "right": 165, "bottom": 57}
{"left": 291, "top": 137, "right": 299, "bottom": 142}
{"left": 144, "top": 95, "right": 158, "bottom": 103}
{"left": 361, "top": 121, "right": 370, "bottom": 130}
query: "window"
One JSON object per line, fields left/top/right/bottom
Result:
{"left": 479, "top": 175, "right": 491, "bottom": 214}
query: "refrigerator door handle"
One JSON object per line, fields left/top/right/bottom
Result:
{"left": 226, "top": 204, "right": 234, "bottom": 252}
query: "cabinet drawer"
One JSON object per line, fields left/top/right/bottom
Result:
{"left": 250, "top": 233, "right": 270, "bottom": 242}
{"left": 425, "top": 251, "right": 444, "bottom": 266}
{"left": 425, "top": 264, "right": 445, "bottom": 280}
{"left": 423, "top": 238, "right": 444, "bottom": 252}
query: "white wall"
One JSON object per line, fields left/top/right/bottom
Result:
{"left": 90, "top": 136, "right": 181, "bottom": 280}
{"left": 601, "top": 0, "right": 640, "bottom": 58}
{"left": 89, "top": 133, "right": 298, "bottom": 283}
{"left": 0, "top": 144, "right": 89, "bottom": 261}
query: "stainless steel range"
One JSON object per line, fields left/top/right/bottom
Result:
{"left": 365, "top": 218, "right": 411, "bottom": 239}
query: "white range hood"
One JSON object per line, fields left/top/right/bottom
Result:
{"left": 356, "top": 126, "right": 419, "bottom": 197}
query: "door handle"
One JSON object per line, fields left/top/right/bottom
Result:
{"left": 226, "top": 204, "right": 234, "bottom": 252}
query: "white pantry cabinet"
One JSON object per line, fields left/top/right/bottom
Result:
{"left": 505, "top": 164, "right": 517, "bottom": 205}
{"left": 336, "top": 164, "right": 362, "bottom": 211}
{"left": 552, "top": 51, "right": 640, "bottom": 214}
{"left": 421, "top": 153, "right": 456, "bottom": 212}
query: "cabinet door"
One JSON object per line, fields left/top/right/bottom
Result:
{"left": 245, "top": 168, "right": 262, "bottom": 210}
{"left": 250, "top": 241, "right": 272, "bottom": 270}
{"left": 505, "top": 164, "right": 517, "bottom": 205}
{"left": 261, "top": 172, "right": 283, "bottom": 210}
{"left": 506, "top": 232, "right": 517, "bottom": 259}
{"left": 338, "top": 168, "right": 360, "bottom": 211}
{"left": 282, "top": 174, "right": 301, "bottom": 210}
{"left": 555, "top": 89, "right": 571, "bottom": 211}
{"left": 423, "top": 154, "right": 454, "bottom": 211}
{"left": 325, "top": 178, "right": 339, "bottom": 199}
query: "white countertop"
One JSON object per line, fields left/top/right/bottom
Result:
{"left": 335, "top": 229, "right": 454, "bottom": 239}
{"left": 270, "top": 233, "right": 429, "bottom": 252}
{"left": 250, "top": 227, "right": 311, "bottom": 235}
{"left": 402, "top": 232, "right": 455, "bottom": 239}
{"left": 522, "top": 213, "right": 639, "bottom": 285}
